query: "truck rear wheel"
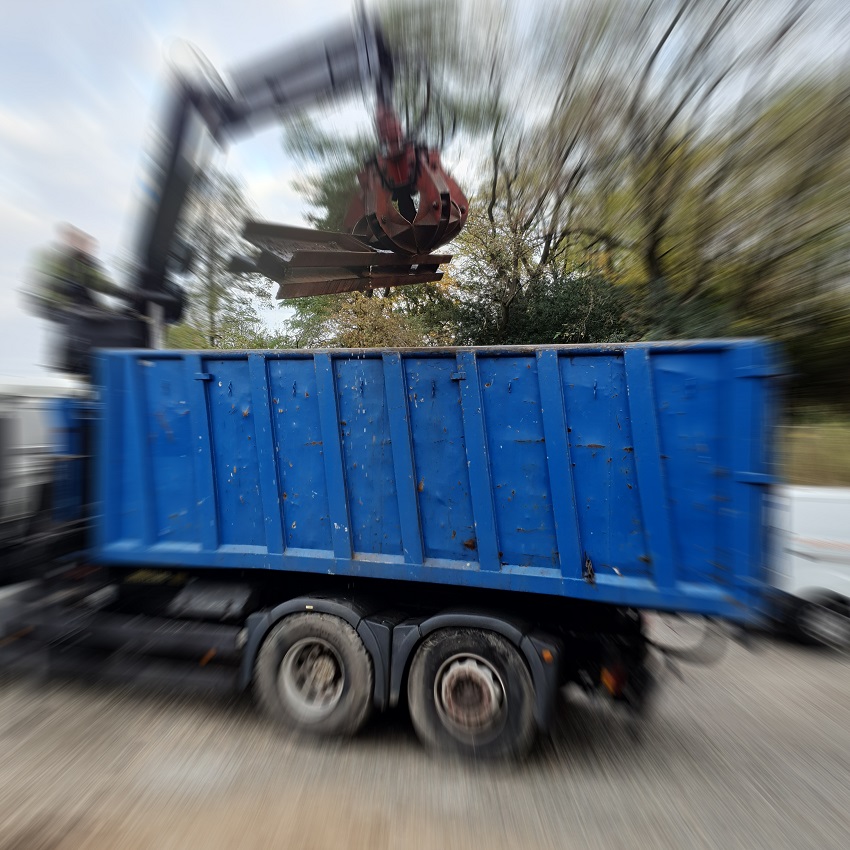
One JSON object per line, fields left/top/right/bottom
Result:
{"left": 796, "top": 597, "right": 850, "bottom": 649}
{"left": 255, "top": 613, "right": 373, "bottom": 736}
{"left": 407, "top": 628, "right": 536, "bottom": 759}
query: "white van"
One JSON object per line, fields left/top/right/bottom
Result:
{"left": 768, "top": 486, "right": 850, "bottom": 647}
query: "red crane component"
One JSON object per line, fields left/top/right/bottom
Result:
{"left": 231, "top": 100, "right": 470, "bottom": 300}
{"left": 344, "top": 101, "right": 469, "bottom": 255}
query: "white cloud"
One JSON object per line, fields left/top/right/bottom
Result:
{"left": 0, "top": 107, "right": 51, "bottom": 154}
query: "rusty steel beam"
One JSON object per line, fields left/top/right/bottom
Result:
{"left": 275, "top": 271, "right": 444, "bottom": 299}
{"left": 235, "top": 219, "right": 453, "bottom": 299}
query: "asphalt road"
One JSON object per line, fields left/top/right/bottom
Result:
{"left": 0, "top": 632, "right": 848, "bottom": 850}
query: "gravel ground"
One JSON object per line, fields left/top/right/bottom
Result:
{"left": 0, "top": 632, "right": 848, "bottom": 850}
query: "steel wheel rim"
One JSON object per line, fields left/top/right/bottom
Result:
{"left": 434, "top": 652, "right": 507, "bottom": 742}
{"left": 279, "top": 637, "right": 345, "bottom": 721}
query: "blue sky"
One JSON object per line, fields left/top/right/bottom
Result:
{"left": 0, "top": 0, "right": 368, "bottom": 376}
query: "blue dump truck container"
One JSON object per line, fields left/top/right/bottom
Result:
{"left": 94, "top": 340, "right": 775, "bottom": 620}
{"left": 6, "top": 340, "right": 774, "bottom": 758}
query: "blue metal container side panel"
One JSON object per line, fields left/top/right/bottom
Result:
{"left": 652, "top": 351, "right": 726, "bottom": 586}
{"left": 205, "top": 358, "right": 265, "bottom": 548}
{"left": 478, "top": 354, "right": 558, "bottom": 570}
{"left": 266, "top": 357, "right": 333, "bottom": 552}
{"left": 560, "top": 353, "right": 648, "bottom": 581}
{"left": 140, "top": 358, "right": 198, "bottom": 543}
{"left": 93, "top": 340, "right": 777, "bottom": 622}
{"left": 335, "top": 356, "right": 403, "bottom": 557}
{"left": 403, "top": 355, "right": 476, "bottom": 562}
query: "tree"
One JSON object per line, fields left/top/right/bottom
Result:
{"left": 530, "top": 3, "right": 850, "bottom": 311}
{"left": 448, "top": 207, "right": 638, "bottom": 345}
{"left": 431, "top": 0, "right": 850, "bottom": 403}
{"left": 166, "top": 167, "right": 284, "bottom": 349}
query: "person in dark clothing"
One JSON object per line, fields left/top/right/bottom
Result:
{"left": 27, "top": 224, "right": 144, "bottom": 374}
{"left": 28, "top": 223, "right": 132, "bottom": 319}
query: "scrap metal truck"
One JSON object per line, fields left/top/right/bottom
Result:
{"left": 0, "top": 13, "right": 781, "bottom": 759}
{"left": 0, "top": 339, "right": 778, "bottom": 758}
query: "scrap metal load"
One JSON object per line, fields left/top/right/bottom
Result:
{"left": 238, "top": 222, "right": 453, "bottom": 299}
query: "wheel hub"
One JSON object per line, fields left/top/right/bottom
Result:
{"left": 437, "top": 655, "right": 505, "bottom": 732}
{"left": 279, "top": 637, "right": 345, "bottom": 721}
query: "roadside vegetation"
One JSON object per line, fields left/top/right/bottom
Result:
{"left": 781, "top": 421, "right": 850, "bottom": 486}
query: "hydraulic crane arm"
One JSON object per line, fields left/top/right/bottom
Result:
{"left": 133, "top": 15, "right": 393, "bottom": 302}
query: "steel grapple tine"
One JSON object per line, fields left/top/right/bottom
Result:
{"left": 344, "top": 104, "right": 469, "bottom": 256}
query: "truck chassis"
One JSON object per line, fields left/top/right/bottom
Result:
{"left": 0, "top": 565, "right": 651, "bottom": 759}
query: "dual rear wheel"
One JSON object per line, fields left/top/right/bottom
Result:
{"left": 407, "top": 628, "right": 536, "bottom": 759}
{"left": 255, "top": 616, "right": 536, "bottom": 758}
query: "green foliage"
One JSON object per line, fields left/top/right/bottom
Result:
{"left": 781, "top": 422, "right": 850, "bottom": 487}
{"left": 291, "top": 163, "right": 361, "bottom": 233}
{"left": 164, "top": 322, "right": 207, "bottom": 350}
{"left": 454, "top": 268, "right": 638, "bottom": 347}
{"left": 770, "top": 294, "right": 850, "bottom": 411}
{"left": 445, "top": 206, "right": 639, "bottom": 345}
{"left": 283, "top": 116, "right": 374, "bottom": 231}
{"left": 167, "top": 311, "right": 288, "bottom": 351}
{"left": 278, "top": 286, "right": 454, "bottom": 350}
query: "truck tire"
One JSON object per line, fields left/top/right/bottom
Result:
{"left": 255, "top": 613, "right": 373, "bottom": 737}
{"left": 407, "top": 628, "right": 536, "bottom": 759}
{"left": 795, "top": 597, "right": 850, "bottom": 649}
